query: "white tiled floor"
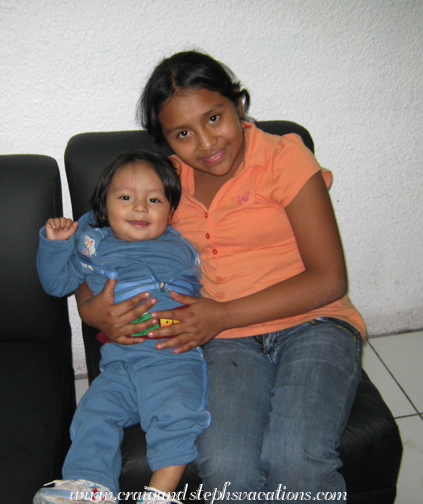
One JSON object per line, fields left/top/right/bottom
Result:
{"left": 74, "top": 330, "right": 423, "bottom": 502}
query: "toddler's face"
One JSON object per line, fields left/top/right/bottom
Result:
{"left": 106, "top": 161, "right": 171, "bottom": 242}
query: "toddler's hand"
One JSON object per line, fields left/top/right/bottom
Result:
{"left": 45, "top": 217, "right": 78, "bottom": 241}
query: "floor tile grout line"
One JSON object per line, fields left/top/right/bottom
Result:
{"left": 368, "top": 328, "right": 423, "bottom": 339}
{"left": 394, "top": 413, "right": 423, "bottom": 422}
{"left": 367, "top": 339, "right": 422, "bottom": 417}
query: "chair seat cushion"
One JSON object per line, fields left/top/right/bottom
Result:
{"left": 0, "top": 341, "right": 75, "bottom": 504}
{"left": 117, "top": 370, "right": 402, "bottom": 504}
{"left": 338, "top": 370, "right": 402, "bottom": 501}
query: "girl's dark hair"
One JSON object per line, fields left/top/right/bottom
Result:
{"left": 90, "top": 149, "right": 181, "bottom": 228}
{"left": 137, "top": 50, "right": 250, "bottom": 145}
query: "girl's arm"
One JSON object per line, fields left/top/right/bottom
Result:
{"left": 75, "top": 279, "right": 159, "bottom": 345}
{"left": 144, "top": 171, "right": 348, "bottom": 353}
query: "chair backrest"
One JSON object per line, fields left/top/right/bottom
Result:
{"left": 0, "top": 155, "right": 71, "bottom": 342}
{"left": 64, "top": 120, "right": 314, "bottom": 221}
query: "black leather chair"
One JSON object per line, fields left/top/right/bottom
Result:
{"left": 64, "top": 122, "right": 402, "bottom": 504}
{"left": 0, "top": 155, "right": 76, "bottom": 504}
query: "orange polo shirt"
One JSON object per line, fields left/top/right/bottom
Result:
{"left": 172, "top": 122, "right": 366, "bottom": 339}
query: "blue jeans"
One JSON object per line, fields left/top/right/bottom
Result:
{"left": 62, "top": 341, "right": 210, "bottom": 495}
{"left": 196, "top": 318, "right": 362, "bottom": 503}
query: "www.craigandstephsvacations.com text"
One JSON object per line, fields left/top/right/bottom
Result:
{"left": 70, "top": 482, "right": 347, "bottom": 501}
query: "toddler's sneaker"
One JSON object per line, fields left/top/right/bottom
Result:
{"left": 138, "top": 486, "right": 183, "bottom": 504}
{"left": 33, "top": 479, "right": 115, "bottom": 503}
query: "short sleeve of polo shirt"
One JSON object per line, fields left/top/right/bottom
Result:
{"left": 264, "top": 132, "right": 332, "bottom": 206}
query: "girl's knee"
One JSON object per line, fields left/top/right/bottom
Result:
{"left": 261, "top": 434, "right": 342, "bottom": 488}
{"left": 197, "top": 448, "right": 265, "bottom": 494}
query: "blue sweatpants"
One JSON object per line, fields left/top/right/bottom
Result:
{"left": 62, "top": 340, "right": 210, "bottom": 495}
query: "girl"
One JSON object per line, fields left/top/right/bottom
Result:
{"left": 34, "top": 150, "right": 210, "bottom": 504}
{"left": 76, "top": 51, "right": 365, "bottom": 503}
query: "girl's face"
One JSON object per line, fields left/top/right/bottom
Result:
{"left": 159, "top": 88, "right": 245, "bottom": 178}
{"left": 106, "top": 161, "right": 171, "bottom": 242}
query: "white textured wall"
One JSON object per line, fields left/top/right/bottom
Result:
{"left": 2, "top": 0, "right": 422, "bottom": 377}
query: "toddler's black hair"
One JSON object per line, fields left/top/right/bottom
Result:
{"left": 137, "top": 50, "right": 250, "bottom": 145}
{"left": 90, "top": 150, "right": 181, "bottom": 228}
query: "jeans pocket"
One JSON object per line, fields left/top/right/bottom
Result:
{"left": 310, "top": 317, "right": 360, "bottom": 343}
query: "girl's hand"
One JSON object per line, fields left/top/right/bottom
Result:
{"left": 75, "top": 278, "right": 159, "bottom": 345}
{"left": 146, "top": 292, "right": 227, "bottom": 353}
{"left": 46, "top": 217, "right": 78, "bottom": 240}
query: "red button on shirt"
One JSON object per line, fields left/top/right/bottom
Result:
{"left": 204, "top": 212, "right": 208, "bottom": 218}
{"left": 212, "top": 249, "right": 218, "bottom": 255}
{"left": 205, "top": 233, "right": 210, "bottom": 239}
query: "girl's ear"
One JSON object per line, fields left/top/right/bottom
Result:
{"left": 236, "top": 100, "right": 246, "bottom": 131}
{"left": 236, "top": 97, "right": 244, "bottom": 119}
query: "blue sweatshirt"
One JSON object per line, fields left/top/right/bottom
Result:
{"left": 37, "top": 211, "right": 202, "bottom": 309}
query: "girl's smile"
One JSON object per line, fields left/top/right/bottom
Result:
{"left": 159, "top": 88, "right": 245, "bottom": 180}
{"left": 201, "top": 147, "right": 226, "bottom": 164}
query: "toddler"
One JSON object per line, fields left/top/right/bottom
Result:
{"left": 34, "top": 150, "right": 210, "bottom": 504}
